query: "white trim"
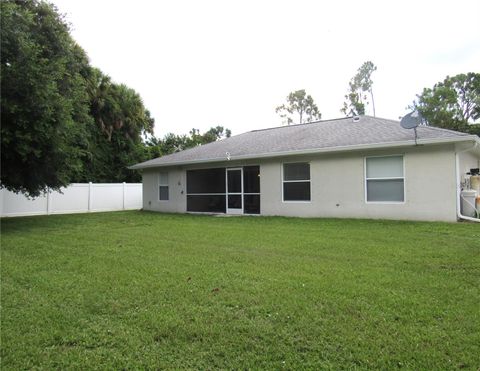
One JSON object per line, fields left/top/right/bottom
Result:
{"left": 364, "top": 155, "right": 406, "bottom": 204}
{"left": 281, "top": 162, "right": 312, "bottom": 203}
{"left": 226, "top": 167, "right": 243, "bottom": 214}
{"left": 130, "top": 136, "right": 480, "bottom": 170}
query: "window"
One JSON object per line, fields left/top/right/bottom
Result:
{"left": 243, "top": 166, "right": 260, "bottom": 214}
{"left": 159, "top": 172, "right": 169, "bottom": 201}
{"left": 283, "top": 163, "right": 311, "bottom": 201}
{"left": 365, "top": 155, "right": 404, "bottom": 202}
{"left": 186, "top": 168, "right": 227, "bottom": 213}
{"left": 186, "top": 167, "right": 260, "bottom": 214}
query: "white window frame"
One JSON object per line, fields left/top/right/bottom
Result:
{"left": 364, "top": 154, "right": 406, "bottom": 204}
{"left": 226, "top": 167, "right": 243, "bottom": 214}
{"left": 282, "top": 162, "right": 312, "bottom": 203}
{"left": 158, "top": 172, "right": 169, "bottom": 202}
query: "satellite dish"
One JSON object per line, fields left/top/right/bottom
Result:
{"left": 400, "top": 111, "right": 422, "bottom": 129}
{"left": 400, "top": 111, "right": 423, "bottom": 145}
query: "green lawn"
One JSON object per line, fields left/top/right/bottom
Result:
{"left": 1, "top": 211, "right": 479, "bottom": 369}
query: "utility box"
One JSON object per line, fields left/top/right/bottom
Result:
{"left": 461, "top": 190, "right": 478, "bottom": 218}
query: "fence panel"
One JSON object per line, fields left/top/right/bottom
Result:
{"left": 0, "top": 183, "right": 142, "bottom": 217}
{"left": 125, "top": 183, "right": 143, "bottom": 210}
{"left": 0, "top": 191, "right": 48, "bottom": 217}
{"left": 90, "top": 183, "right": 124, "bottom": 212}
{"left": 50, "top": 184, "right": 90, "bottom": 214}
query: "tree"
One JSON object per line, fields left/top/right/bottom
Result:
{"left": 1, "top": 0, "right": 92, "bottom": 197}
{"left": 1, "top": 0, "right": 158, "bottom": 192}
{"left": 275, "top": 90, "right": 321, "bottom": 125}
{"left": 79, "top": 74, "right": 155, "bottom": 183}
{"left": 144, "top": 126, "right": 232, "bottom": 160}
{"left": 341, "top": 61, "right": 377, "bottom": 116}
{"left": 411, "top": 73, "right": 480, "bottom": 134}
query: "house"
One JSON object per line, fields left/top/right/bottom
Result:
{"left": 130, "top": 116, "right": 480, "bottom": 222}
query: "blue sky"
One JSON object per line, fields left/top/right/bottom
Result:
{"left": 52, "top": 0, "right": 480, "bottom": 137}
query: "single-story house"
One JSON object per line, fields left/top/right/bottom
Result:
{"left": 130, "top": 116, "right": 480, "bottom": 222}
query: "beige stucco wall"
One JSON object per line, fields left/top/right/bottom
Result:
{"left": 142, "top": 167, "right": 186, "bottom": 213}
{"left": 260, "top": 144, "right": 457, "bottom": 221}
{"left": 140, "top": 143, "right": 476, "bottom": 222}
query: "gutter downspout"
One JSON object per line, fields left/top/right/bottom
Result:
{"left": 455, "top": 141, "right": 480, "bottom": 222}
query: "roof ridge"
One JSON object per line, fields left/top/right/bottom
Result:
{"left": 249, "top": 116, "right": 358, "bottom": 133}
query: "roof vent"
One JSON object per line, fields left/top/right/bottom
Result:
{"left": 352, "top": 116, "right": 360, "bottom": 122}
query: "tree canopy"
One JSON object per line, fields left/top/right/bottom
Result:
{"left": 80, "top": 68, "right": 155, "bottom": 183}
{"left": 341, "top": 61, "right": 377, "bottom": 116}
{"left": 412, "top": 73, "right": 480, "bottom": 135}
{"left": 275, "top": 90, "right": 321, "bottom": 125}
{"left": 144, "top": 126, "right": 231, "bottom": 160}
{"left": 0, "top": 0, "right": 159, "bottom": 195}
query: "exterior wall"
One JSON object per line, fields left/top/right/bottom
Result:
{"left": 141, "top": 144, "right": 464, "bottom": 222}
{"left": 142, "top": 168, "right": 186, "bottom": 213}
{"left": 260, "top": 144, "right": 457, "bottom": 221}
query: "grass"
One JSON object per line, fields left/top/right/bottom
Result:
{"left": 1, "top": 211, "right": 479, "bottom": 369}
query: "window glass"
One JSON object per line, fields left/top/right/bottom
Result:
{"left": 187, "top": 195, "right": 226, "bottom": 213}
{"left": 243, "top": 166, "right": 260, "bottom": 193}
{"left": 283, "top": 182, "right": 310, "bottom": 201}
{"left": 227, "top": 170, "right": 242, "bottom": 193}
{"left": 228, "top": 194, "right": 242, "bottom": 209}
{"left": 187, "top": 168, "right": 226, "bottom": 194}
{"left": 367, "top": 179, "right": 404, "bottom": 202}
{"left": 244, "top": 194, "right": 260, "bottom": 214}
{"left": 159, "top": 172, "right": 169, "bottom": 200}
{"left": 366, "top": 156, "right": 403, "bottom": 178}
{"left": 159, "top": 172, "right": 169, "bottom": 185}
{"left": 283, "top": 163, "right": 310, "bottom": 181}
{"left": 159, "top": 186, "right": 169, "bottom": 201}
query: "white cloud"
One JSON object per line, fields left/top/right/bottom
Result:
{"left": 53, "top": 0, "right": 480, "bottom": 136}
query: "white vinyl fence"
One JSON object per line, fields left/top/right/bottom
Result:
{"left": 0, "top": 183, "right": 142, "bottom": 217}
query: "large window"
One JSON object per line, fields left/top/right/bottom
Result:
{"left": 186, "top": 168, "right": 226, "bottom": 212}
{"left": 186, "top": 166, "right": 260, "bottom": 214}
{"left": 283, "top": 163, "right": 311, "bottom": 201}
{"left": 365, "top": 155, "right": 404, "bottom": 202}
{"left": 187, "top": 168, "right": 226, "bottom": 194}
{"left": 159, "top": 172, "right": 169, "bottom": 201}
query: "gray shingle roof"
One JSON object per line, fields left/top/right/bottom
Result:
{"left": 131, "top": 116, "right": 475, "bottom": 169}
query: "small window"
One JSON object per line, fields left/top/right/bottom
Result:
{"left": 159, "top": 172, "right": 169, "bottom": 201}
{"left": 365, "top": 156, "right": 404, "bottom": 202}
{"left": 283, "top": 163, "right": 310, "bottom": 201}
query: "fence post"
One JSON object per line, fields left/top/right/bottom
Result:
{"left": 123, "top": 182, "right": 126, "bottom": 210}
{"left": 88, "top": 182, "right": 93, "bottom": 212}
{"left": 46, "top": 187, "right": 51, "bottom": 215}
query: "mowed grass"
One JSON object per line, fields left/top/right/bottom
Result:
{"left": 1, "top": 211, "right": 479, "bottom": 369}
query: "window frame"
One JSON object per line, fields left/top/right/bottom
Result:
{"left": 281, "top": 162, "right": 312, "bottom": 203}
{"left": 158, "top": 172, "right": 169, "bottom": 202}
{"left": 364, "top": 154, "right": 406, "bottom": 204}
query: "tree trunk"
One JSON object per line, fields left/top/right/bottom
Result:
{"left": 370, "top": 88, "right": 376, "bottom": 117}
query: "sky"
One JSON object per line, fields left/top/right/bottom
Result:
{"left": 52, "top": 0, "right": 480, "bottom": 137}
